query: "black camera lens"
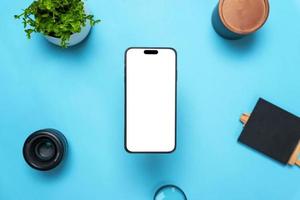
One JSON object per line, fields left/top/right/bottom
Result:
{"left": 23, "top": 129, "right": 67, "bottom": 171}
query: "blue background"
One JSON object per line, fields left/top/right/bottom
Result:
{"left": 1, "top": 0, "right": 300, "bottom": 199}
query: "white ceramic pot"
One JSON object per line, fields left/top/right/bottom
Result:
{"left": 45, "top": 22, "right": 91, "bottom": 47}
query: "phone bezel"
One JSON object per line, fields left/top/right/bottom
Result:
{"left": 124, "top": 47, "right": 177, "bottom": 153}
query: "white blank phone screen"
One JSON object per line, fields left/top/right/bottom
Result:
{"left": 126, "top": 48, "right": 176, "bottom": 152}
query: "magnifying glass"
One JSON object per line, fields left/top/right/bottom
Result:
{"left": 154, "top": 185, "right": 187, "bottom": 200}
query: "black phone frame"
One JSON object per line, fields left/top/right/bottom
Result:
{"left": 124, "top": 47, "right": 177, "bottom": 153}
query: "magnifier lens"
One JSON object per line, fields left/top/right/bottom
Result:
{"left": 154, "top": 185, "right": 187, "bottom": 200}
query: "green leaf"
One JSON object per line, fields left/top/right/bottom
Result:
{"left": 25, "top": 29, "right": 35, "bottom": 39}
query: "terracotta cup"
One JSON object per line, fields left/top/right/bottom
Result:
{"left": 212, "top": 0, "right": 270, "bottom": 40}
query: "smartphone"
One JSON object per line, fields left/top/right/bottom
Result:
{"left": 125, "top": 47, "right": 177, "bottom": 153}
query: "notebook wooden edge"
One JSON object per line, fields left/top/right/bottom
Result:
{"left": 288, "top": 140, "right": 300, "bottom": 166}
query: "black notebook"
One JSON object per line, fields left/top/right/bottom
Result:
{"left": 238, "top": 98, "right": 300, "bottom": 165}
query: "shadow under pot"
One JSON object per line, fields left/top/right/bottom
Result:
{"left": 23, "top": 129, "right": 67, "bottom": 171}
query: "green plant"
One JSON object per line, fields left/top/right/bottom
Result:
{"left": 15, "top": 0, "right": 100, "bottom": 47}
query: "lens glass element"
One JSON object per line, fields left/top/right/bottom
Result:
{"left": 34, "top": 139, "right": 56, "bottom": 161}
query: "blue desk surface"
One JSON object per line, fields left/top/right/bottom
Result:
{"left": 1, "top": 0, "right": 300, "bottom": 199}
